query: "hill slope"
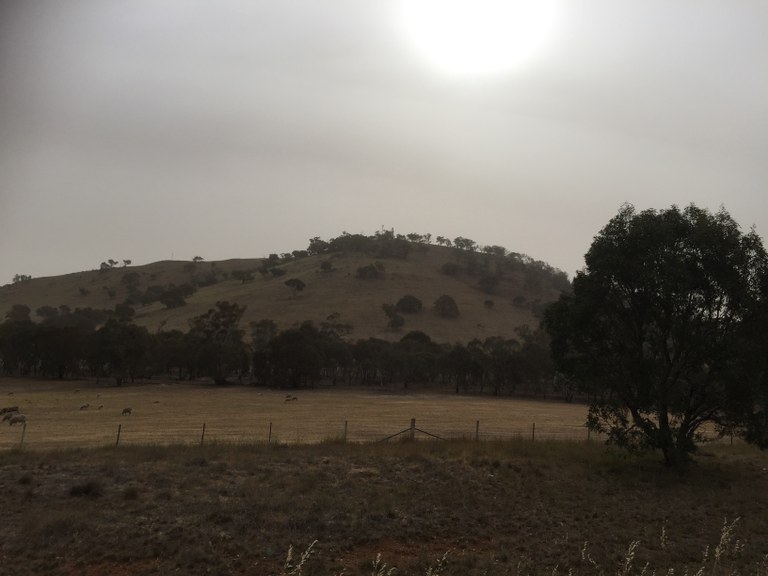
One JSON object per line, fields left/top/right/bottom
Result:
{"left": 0, "top": 242, "right": 569, "bottom": 343}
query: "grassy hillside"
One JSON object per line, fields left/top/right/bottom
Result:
{"left": 0, "top": 242, "right": 569, "bottom": 343}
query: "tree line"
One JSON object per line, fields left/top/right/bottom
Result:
{"left": 0, "top": 301, "right": 557, "bottom": 397}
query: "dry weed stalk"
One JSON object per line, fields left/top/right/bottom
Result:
{"left": 424, "top": 551, "right": 449, "bottom": 576}
{"left": 282, "top": 539, "right": 318, "bottom": 575}
{"left": 370, "top": 553, "right": 396, "bottom": 576}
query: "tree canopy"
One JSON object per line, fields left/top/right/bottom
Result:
{"left": 544, "top": 204, "right": 768, "bottom": 465}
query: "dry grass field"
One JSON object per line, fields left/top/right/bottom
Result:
{"left": 2, "top": 379, "right": 766, "bottom": 576}
{"left": 0, "top": 427, "right": 767, "bottom": 575}
{"left": 0, "top": 378, "right": 590, "bottom": 450}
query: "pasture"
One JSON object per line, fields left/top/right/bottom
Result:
{"left": 0, "top": 379, "right": 591, "bottom": 450}
{"left": 1, "top": 379, "right": 767, "bottom": 575}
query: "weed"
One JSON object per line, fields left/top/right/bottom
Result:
{"left": 370, "top": 553, "right": 396, "bottom": 576}
{"left": 282, "top": 539, "right": 317, "bottom": 575}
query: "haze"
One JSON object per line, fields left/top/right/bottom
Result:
{"left": 1, "top": 0, "right": 766, "bottom": 286}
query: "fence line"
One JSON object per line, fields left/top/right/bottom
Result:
{"left": 1, "top": 417, "right": 737, "bottom": 451}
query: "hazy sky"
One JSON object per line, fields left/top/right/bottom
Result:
{"left": 1, "top": 0, "right": 766, "bottom": 286}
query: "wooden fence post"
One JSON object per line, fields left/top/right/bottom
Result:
{"left": 475, "top": 420, "right": 480, "bottom": 441}
{"left": 200, "top": 423, "right": 206, "bottom": 446}
{"left": 20, "top": 422, "right": 26, "bottom": 449}
{"left": 268, "top": 422, "right": 272, "bottom": 444}
{"left": 344, "top": 420, "right": 348, "bottom": 443}
{"left": 410, "top": 418, "right": 416, "bottom": 441}
{"left": 531, "top": 422, "right": 536, "bottom": 441}
{"left": 116, "top": 423, "right": 122, "bottom": 447}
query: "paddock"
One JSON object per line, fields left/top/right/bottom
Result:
{"left": 0, "top": 378, "right": 595, "bottom": 449}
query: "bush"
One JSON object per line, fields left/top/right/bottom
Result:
{"left": 356, "top": 262, "right": 385, "bottom": 280}
{"left": 434, "top": 295, "right": 459, "bottom": 318}
{"left": 396, "top": 295, "right": 422, "bottom": 314}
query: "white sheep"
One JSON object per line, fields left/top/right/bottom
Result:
{"left": 8, "top": 414, "right": 26, "bottom": 426}
{"left": 122, "top": 407, "right": 132, "bottom": 416}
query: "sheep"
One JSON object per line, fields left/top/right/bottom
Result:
{"left": 8, "top": 414, "right": 26, "bottom": 426}
{"left": 284, "top": 395, "right": 298, "bottom": 402}
{"left": 0, "top": 406, "right": 19, "bottom": 415}
{"left": 122, "top": 407, "right": 132, "bottom": 416}
{"left": 79, "top": 403, "right": 90, "bottom": 410}
{"left": 2, "top": 411, "right": 19, "bottom": 422}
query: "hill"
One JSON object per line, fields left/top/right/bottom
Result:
{"left": 0, "top": 234, "right": 570, "bottom": 344}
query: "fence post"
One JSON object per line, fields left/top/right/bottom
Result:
{"left": 410, "top": 418, "right": 416, "bottom": 441}
{"left": 116, "top": 423, "right": 122, "bottom": 447}
{"left": 20, "top": 422, "right": 26, "bottom": 449}
{"left": 531, "top": 422, "right": 535, "bottom": 441}
{"left": 268, "top": 422, "right": 272, "bottom": 444}
{"left": 475, "top": 420, "right": 480, "bottom": 441}
{"left": 344, "top": 420, "right": 348, "bottom": 443}
{"left": 200, "top": 423, "right": 206, "bottom": 447}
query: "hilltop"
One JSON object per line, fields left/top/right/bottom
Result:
{"left": 0, "top": 233, "right": 570, "bottom": 344}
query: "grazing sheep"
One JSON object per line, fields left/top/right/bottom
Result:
{"left": 0, "top": 406, "right": 19, "bottom": 415}
{"left": 2, "top": 411, "right": 19, "bottom": 422}
{"left": 284, "top": 395, "right": 298, "bottom": 402}
{"left": 122, "top": 407, "right": 132, "bottom": 416}
{"left": 98, "top": 405, "right": 103, "bottom": 410}
{"left": 80, "top": 403, "right": 90, "bottom": 410}
{"left": 8, "top": 414, "right": 25, "bottom": 426}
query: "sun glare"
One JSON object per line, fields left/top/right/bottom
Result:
{"left": 400, "top": 0, "right": 559, "bottom": 77}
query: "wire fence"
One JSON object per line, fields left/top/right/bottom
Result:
{"left": 0, "top": 416, "right": 736, "bottom": 451}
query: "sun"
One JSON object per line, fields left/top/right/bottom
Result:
{"left": 399, "top": 0, "right": 560, "bottom": 77}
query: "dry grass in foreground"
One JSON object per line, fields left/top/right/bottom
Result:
{"left": 0, "top": 439, "right": 766, "bottom": 575}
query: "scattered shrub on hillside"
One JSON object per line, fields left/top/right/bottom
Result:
{"left": 484, "top": 299, "right": 494, "bottom": 309}
{"left": 159, "top": 287, "right": 188, "bottom": 309}
{"left": 285, "top": 278, "right": 306, "bottom": 295}
{"left": 434, "top": 295, "right": 459, "bottom": 318}
{"left": 382, "top": 304, "right": 405, "bottom": 330}
{"left": 270, "top": 268, "right": 287, "bottom": 277}
{"left": 78, "top": 287, "right": 90, "bottom": 296}
{"left": 231, "top": 269, "right": 255, "bottom": 283}
{"left": 319, "top": 260, "right": 333, "bottom": 273}
{"left": 396, "top": 295, "right": 422, "bottom": 314}
{"left": 356, "top": 262, "right": 385, "bottom": 280}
